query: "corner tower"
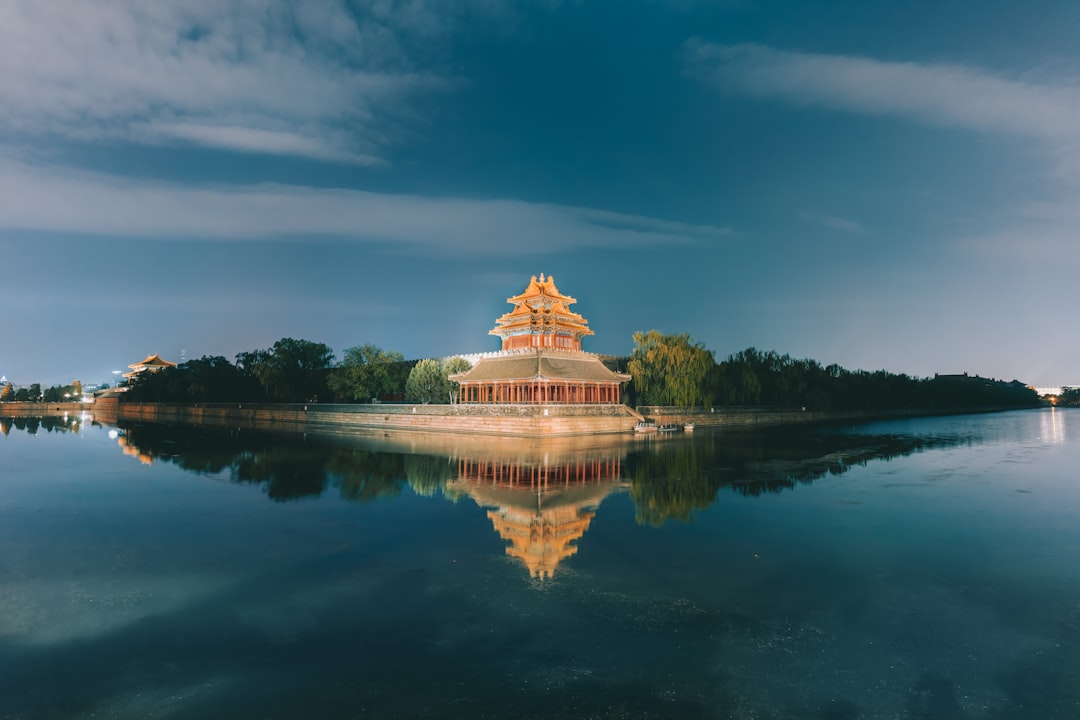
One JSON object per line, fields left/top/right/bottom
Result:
{"left": 489, "top": 273, "right": 594, "bottom": 351}
{"left": 449, "top": 273, "right": 630, "bottom": 405}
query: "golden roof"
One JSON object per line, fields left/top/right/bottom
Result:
{"left": 448, "top": 349, "right": 630, "bottom": 384}
{"left": 490, "top": 274, "right": 594, "bottom": 340}
{"left": 128, "top": 353, "right": 177, "bottom": 370}
{"left": 506, "top": 273, "right": 576, "bottom": 305}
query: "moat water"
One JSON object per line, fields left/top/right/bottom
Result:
{"left": 1, "top": 409, "right": 1078, "bottom": 719}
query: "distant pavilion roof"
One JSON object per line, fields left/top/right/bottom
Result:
{"left": 123, "top": 353, "right": 177, "bottom": 379}
{"left": 128, "top": 353, "right": 177, "bottom": 370}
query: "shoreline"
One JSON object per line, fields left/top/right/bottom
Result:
{"left": 1, "top": 400, "right": 1043, "bottom": 437}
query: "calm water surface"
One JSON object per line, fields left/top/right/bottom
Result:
{"left": 1, "top": 409, "right": 1078, "bottom": 719}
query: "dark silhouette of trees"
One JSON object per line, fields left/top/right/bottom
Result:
{"left": 126, "top": 355, "right": 264, "bottom": 403}
{"left": 235, "top": 338, "right": 334, "bottom": 403}
{"left": 1058, "top": 388, "right": 1080, "bottom": 407}
{"left": 627, "top": 335, "right": 1041, "bottom": 413}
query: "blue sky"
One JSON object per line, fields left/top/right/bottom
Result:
{"left": 1, "top": 0, "right": 1078, "bottom": 388}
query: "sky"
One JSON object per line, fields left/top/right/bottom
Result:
{"left": 1, "top": 0, "right": 1078, "bottom": 388}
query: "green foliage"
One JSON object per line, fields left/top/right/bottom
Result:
{"left": 628, "top": 330, "right": 714, "bottom": 408}
{"left": 14, "top": 387, "right": 30, "bottom": 401}
{"left": 625, "top": 332, "right": 1041, "bottom": 413}
{"left": 327, "top": 344, "right": 408, "bottom": 402}
{"left": 404, "top": 356, "right": 474, "bottom": 404}
{"left": 443, "top": 356, "right": 472, "bottom": 384}
{"left": 235, "top": 338, "right": 334, "bottom": 403}
{"left": 405, "top": 358, "right": 446, "bottom": 404}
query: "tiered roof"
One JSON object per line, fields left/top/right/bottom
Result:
{"left": 489, "top": 273, "right": 594, "bottom": 347}
{"left": 448, "top": 348, "right": 629, "bottom": 385}
{"left": 123, "top": 353, "right": 177, "bottom": 379}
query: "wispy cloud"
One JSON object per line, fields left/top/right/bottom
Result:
{"left": 0, "top": 157, "right": 731, "bottom": 254}
{"left": 801, "top": 212, "right": 867, "bottom": 234}
{"left": 0, "top": 1, "right": 460, "bottom": 163}
{"left": 685, "top": 41, "right": 1080, "bottom": 143}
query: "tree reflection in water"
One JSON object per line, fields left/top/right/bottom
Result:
{"left": 624, "top": 430, "right": 964, "bottom": 525}
{"left": 4, "top": 417, "right": 966, "bottom": 524}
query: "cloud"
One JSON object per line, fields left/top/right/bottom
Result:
{"left": 801, "top": 212, "right": 866, "bottom": 234}
{"left": 141, "top": 123, "right": 384, "bottom": 165}
{"left": 0, "top": 157, "right": 731, "bottom": 254}
{"left": 685, "top": 41, "right": 1080, "bottom": 143}
{"left": 0, "top": 1, "right": 457, "bottom": 162}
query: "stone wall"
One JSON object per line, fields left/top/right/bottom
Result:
{"left": 93, "top": 400, "right": 639, "bottom": 437}
{"left": 636, "top": 405, "right": 1016, "bottom": 428}
{"left": 0, "top": 402, "right": 88, "bottom": 416}
{"left": 9, "top": 400, "right": 1018, "bottom": 437}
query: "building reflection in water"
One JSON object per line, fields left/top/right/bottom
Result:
{"left": 444, "top": 452, "right": 627, "bottom": 580}
{"left": 1041, "top": 406, "right": 1066, "bottom": 445}
{"left": 114, "top": 430, "right": 155, "bottom": 465}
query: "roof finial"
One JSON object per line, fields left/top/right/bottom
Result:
{"left": 540, "top": 272, "right": 545, "bottom": 282}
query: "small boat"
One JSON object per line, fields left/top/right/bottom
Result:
{"left": 634, "top": 421, "right": 657, "bottom": 434}
{"left": 683, "top": 423, "right": 695, "bottom": 431}
{"left": 658, "top": 423, "right": 681, "bottom": 433}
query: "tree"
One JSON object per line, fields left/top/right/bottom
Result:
{"left": 444, "top": 356, "right": 473, "bottom": 404}
{"left": 328, "top": 344, "right": 407, "bottom": 402}
{"left": 124, "top": 356, "right": 264, "bottom": 403}
{"left": 71, "top": 380, "right": 83, "bottom": 400}
{"left": 1059, "top": 388, "right": 1080, "bottom": 407}
{"left": 0, "top": 383, "right": 13, "bottom": 402}
{"left": 236, "top": 338, "right": 334, "bottom": 403}
{"left": 405, "top": 359, "right": 445, "bottom": 404}
{"left": 183, "top": 356, "right": 263, "bottom": 402}
{"left": 406, "top": 357, "right": 474, "bottom": 404}
{"left": 627, "top": 331, "right": 715, "bottom": 408}
{"left": 28, "top": 383, "right": 41, "bottom": 402}
{"left": 14, "top": 387, "right": 30, "bottom": 402}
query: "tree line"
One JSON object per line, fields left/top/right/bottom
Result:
{"left": 1057, "top": 388, "right": 1080, "bottom": 407}
{"left": 625, "top": 331, "right": 1043, "bottom": 411}
{"left": 5, "top": 331, "right": 1047, "bottom": 411}
{"left": 122, "top": 338, "right": 473, "bottom": 405}
{"left": 0, "top": 381, "right": 83, "bottom": 403}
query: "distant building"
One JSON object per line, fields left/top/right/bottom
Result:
{"left": 121, "top": 353, "right": 177, "bottom": 385}
{"left": 449, "top": 274, "right": 630, "bottom": 404}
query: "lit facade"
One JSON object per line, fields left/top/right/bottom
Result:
{"left": 122, "top": 353, "right": 177, "bottom": 382}
{"left": 450, "top": 274, "right": 629, "bottom": 405}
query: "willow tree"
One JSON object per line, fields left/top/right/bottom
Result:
{"left": 627, "top": 330, "right": 715, "bottom": 408}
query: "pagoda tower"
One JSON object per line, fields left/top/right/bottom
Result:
{"left": 490, "top": 273, "right": 594, "bottom": 351}
{"left": 449, "top": 274, "right": 630, "bottom": 405}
